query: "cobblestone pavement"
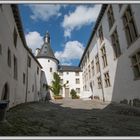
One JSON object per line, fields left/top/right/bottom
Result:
{"left": 0, "top": 99, "right": 140, "bottom": 136}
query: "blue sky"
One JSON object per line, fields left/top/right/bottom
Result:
{"left": 19, "top": 4, "right": 101, "bottom": 66}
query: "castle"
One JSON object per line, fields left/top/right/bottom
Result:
{"left": 35, "top": 32, "right": 83, "bottom": 99}
{"left": 0, "top": 4, "right": 140, "bottom": 109}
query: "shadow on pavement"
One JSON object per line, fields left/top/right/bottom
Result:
{"left": 0, "top": 99, "right": 140, "bottom": 136}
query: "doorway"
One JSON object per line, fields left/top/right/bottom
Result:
{"left": 65, "top": 88, "right": 69, "bottom": 98}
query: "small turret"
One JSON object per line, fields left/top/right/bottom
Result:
{"left": 36, "top": 31, "right": 59, "bottom": 64}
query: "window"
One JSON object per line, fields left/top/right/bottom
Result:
{"left": 76, "top": 78, "right": 80, "bottom": 84}
{"left": 104, "top": 72, "right": 111, "bottom": 87}
{"left": 0, "top": 4, "right": 3, "bottom": 11}
{"left": 107, "top": 5, "right": 115, "bottom": 29}
{"left": 59, "top": 72, "right": 63, "bottom": 76}
{"left": 60, "top": 79, "right": 63, "bottom": 84}
{"left": 91, "top": 60, "right": 95, "bottom": 76}
{"left": 111, "top": 29, "right": 121, "bottom": 58}
{"left": 98, "top": 25, "right": 104, "bottom": 44}
{"left": 7, "top": 48, "right": 11, "bottom": 67}
{"left": 123, "top": 6, "right": 138, "bottom": 45}
{"left": 97, "top": 76, "right": 102, "bottom": 89}
{"left": 95, "top": 54, "right": 100, "bottom": 73}
{"left": 23, "top": 73, "right": 25, "bottom": 84}
{"left": 131, "top": 51, "right": 140, "bottom": 79}
{"left": 48, "top": 60, "right": 50, "bottom": 62}
{"left": 66, "top": 80, "right": 69, "bottom": 84}
{"left": 101, "top": 45, "right": 108, "bottom": 68}
{"left": 28, "top": 56, "right": 31, "bottom": 67}
{"left": 14, "top": 55, "right": 18, "bottom": 80}
{"left": 88, "top": 65, "right": 91, "bottom": 79}
{"left": 75, "top": 72, "right": 79, "bottom": 76}
{"left": 13, "top": 28, "right": 18, "bottom": 47}
{"left": 67, "top": 72, "right": 69, "bottom": 75}
{"left": 37, "top": 67, "right": 39, "bottom": 75}
{"left": 50, "top": 67, "right": 52, "bottom": 72}
{"left": 76, "top": 88, "right": 80, "bottom": 94}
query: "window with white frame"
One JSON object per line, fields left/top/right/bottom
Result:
{"left": 101, "top": 45, "right": 108, "bottom": 68}
{"left": 111, "top": 29, "right": 121, "bottom": 58}
{"left": 131, "top": 50, "right": 140, "bottom": 79}
{"left": 104, "top": 72, "right": 111, "bottom": 87}
{"left": 107, "top": 5, "right": 115, "bottom": 29}
{"left": 122, "top": 5, "right": 138, "bottom": 46}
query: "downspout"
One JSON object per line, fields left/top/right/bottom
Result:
{"left": 25, "top": 53, "right": 29, "bottom": 103}
{"left": 95, "top": 33, "right": 105, "bottom": 102}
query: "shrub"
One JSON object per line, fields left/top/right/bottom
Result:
{"left": 70, "top": 89, "right": 79, "bottom": 99}
{"left": 94, "top": 96, "right": 100, "bottom": 100}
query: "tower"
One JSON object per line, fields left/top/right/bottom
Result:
{"left": 36, "top": 32, "right": 59, "bottom": 99}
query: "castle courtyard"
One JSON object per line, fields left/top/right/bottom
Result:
{"left": 0, "top": 99, "right": 140, "bottom": 136}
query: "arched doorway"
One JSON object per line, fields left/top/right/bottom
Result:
{"left": 1, "top": 83, "right": 9, "bottom": 101}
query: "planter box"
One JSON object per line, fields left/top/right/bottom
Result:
{"left": 54, "top": 95, "right": 63, "bottom": 99}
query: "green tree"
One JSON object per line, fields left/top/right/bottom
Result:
{"left": 49, "top": 72, "right": 67, "bottom": 96}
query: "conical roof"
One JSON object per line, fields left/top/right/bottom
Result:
{"left": 36, "top": 32, "right": 59, "bottom": 63}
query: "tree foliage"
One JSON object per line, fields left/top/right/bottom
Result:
{"left": 70, "top": 89, "right": 79, "bottom": 99}
{"left": 48, "top": 72, "right": 67, "bottom": 96}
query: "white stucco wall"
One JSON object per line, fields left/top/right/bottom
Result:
{"left": 80, "top": 4, "right": 140, "bottom": 103}
{"left": 37, "top": 58, "right": 58, "bottom": 86}
{"left": 37, "top": 57, "right": 58, "bottom": 99}
{"left": 0, "top": 5, "right": 41, "bottom": 108}
{"left": 59, "top": 71, "right": 83, "bottom": 98}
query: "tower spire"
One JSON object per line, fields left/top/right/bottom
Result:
{"left": 44, "top": 31, "right": 50, "bottom": 43}
{"left": 36, "top": 31, "right": 59, "bottom": 64}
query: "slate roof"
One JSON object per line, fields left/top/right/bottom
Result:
{"left": 58, "top": 65, "right": 82, "bottom": 72}
{"left": 36, "top": 33, "right": 59, "bottom": 63}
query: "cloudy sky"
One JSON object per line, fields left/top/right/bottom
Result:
{"left": 19, "top": 4, "right": 101, "bottom": 66}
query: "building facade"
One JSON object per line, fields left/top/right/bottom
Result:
{"left": 79, "top": 4, "right": 140, "bottom": 103}
{"left": 0, "top": 5, "right": 42, "bottom": 108}
{"left": 1, "top": 4, "right": 140, "bottom": 107}
{"left": 36, "top": 33, "right": 83, "bottom": 99}
{"left": 58, "top": 65, "right": 83, "bottom": 98}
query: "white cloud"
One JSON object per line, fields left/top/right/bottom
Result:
{"left": 25, "top": 31, "right": 43, "bottom": 52}
{"left": 29, "top": 4, "right": 62, "bottom": 21}
{"left": 55, "top": 41, "right": 84, "bottom": 65}
{"left": 62, "top": 5, "right": 102, "bottom": 38}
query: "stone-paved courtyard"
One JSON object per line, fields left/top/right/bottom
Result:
{"left": 1, "top": 99, "right": 140, "bottom": 136}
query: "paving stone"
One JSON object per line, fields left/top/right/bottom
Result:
{"left": 0, "top": 99, "right": 140, "bottom": 136}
